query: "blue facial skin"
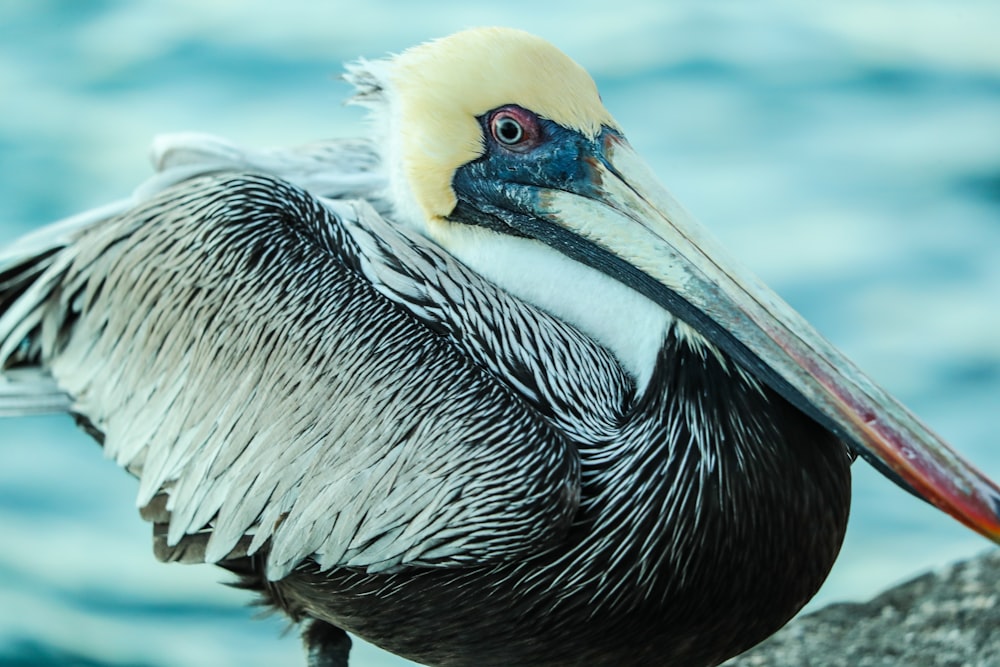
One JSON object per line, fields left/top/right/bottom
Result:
{"left": 446, "top": 111, "right": 923, "bottom": 499}
{"left": 450, "top": 113, "right": 606, "bottom": 238}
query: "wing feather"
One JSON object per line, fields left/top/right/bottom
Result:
{"left": 1, "top": 168, "right": 580, "bottom": 580}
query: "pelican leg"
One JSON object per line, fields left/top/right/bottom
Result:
{"left": 303, "top": 619, "right": 352, "bottom": 667}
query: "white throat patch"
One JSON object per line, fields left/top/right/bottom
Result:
{"left": 440, "top": 224, "right": 673, "bottom": 389}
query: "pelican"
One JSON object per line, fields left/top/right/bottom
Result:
{"left": 1, "top": 27, "right": 998, "bottom": 667}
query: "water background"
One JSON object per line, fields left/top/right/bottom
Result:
{"left": 1, "top": 2, "right": 999, "bottom": 665}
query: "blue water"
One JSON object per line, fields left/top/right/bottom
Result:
{"left": 1, "top": 2, "right": 999, "bottom": 666}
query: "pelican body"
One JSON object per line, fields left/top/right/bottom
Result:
{"left": 1, "top": 28, "right": 998, "bottom": 667}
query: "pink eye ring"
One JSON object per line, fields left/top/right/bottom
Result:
{"left": 488, "top": 106, "right": 541, "bottom": 151}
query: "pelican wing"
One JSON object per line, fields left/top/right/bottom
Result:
{"left": 0, "top": 152, "right": 581, "bottom": 581}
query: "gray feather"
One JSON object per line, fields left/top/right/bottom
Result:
{"left": 0, "top": 141, "right": 592, "bottom": 580}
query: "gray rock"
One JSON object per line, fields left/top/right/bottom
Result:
{"left": 724, "top": 549, "right": 1000, "bottom": 667}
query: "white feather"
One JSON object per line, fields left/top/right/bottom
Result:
{"left": 436, "top": 224, "right": 672, "bottom": 389}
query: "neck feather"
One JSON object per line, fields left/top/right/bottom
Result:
{"left": 434, "top": 225, "right": 674, "bottom": 389}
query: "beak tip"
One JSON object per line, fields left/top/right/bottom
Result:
{"left": 988, "top": 491, "right": 1000, "bottom": 541}
{"left": 952, "top": 482, "right": 1000, "bottom": 545}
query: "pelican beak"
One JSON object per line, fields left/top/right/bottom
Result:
{"left": 527, "top": 129, "right": 1000, "bottom": 544}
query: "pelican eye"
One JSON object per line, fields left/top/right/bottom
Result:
{"left": 495, "top": 117, "right": 523, "bottom": 144}
{"left": 488, "top": 106, "right": 542, "bottom": 152}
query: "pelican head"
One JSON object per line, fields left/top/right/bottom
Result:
{"left": 347, "top": 27, "right": 1000, "bottom": 544}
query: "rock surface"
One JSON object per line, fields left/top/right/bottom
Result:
{"left": 724, "top": 549, "right": 1000, "bottom": 667}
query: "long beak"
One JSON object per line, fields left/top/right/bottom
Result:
{"left": 532, "top": 130, "right": 1000, "bottom": 544}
